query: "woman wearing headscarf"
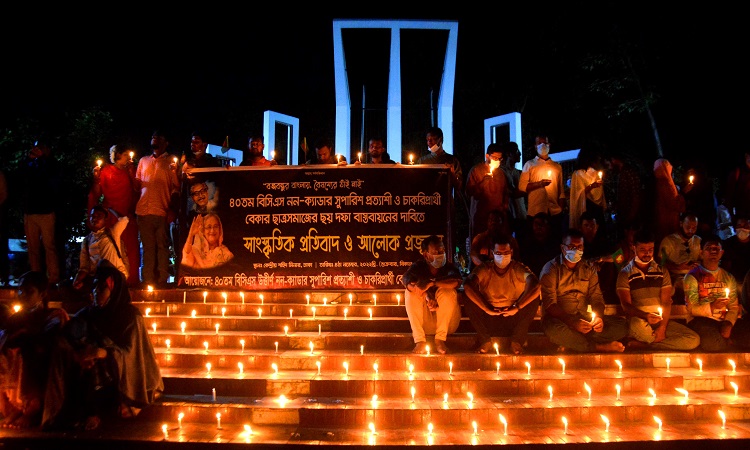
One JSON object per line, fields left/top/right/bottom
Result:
{"left": 653, "top": 158, "right": 686, "bottom": 248}
{"left": 42, "top": 261, "right": 163, "bottom": 430}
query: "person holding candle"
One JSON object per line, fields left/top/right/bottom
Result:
{"left": 464, "top": 143, "right": 509, "bottom": 243}
{"left": 88, "top": 144, "right": 140, "bottom": 287}
{"left": 568, "top": 144, "right": 607, "bottom": 233}
{"left": 684, "top": 234, "right": 750, "bottom": 350}
{"left": 463, "top": 233, "right": 541, "bottom": 355}
{"left": 356, "top": 137, "right": 396, "bottom": 164}
{"left": 304, "top": 138, "right": 347, "bottom": 165}
{"left": 402, "top": 235, "right": 462, "bottom": 354}
{"left": 134, "top": 130, "right": 180, "bottom": 288}
{"left": 539, "top": 229, "right": 628, "bottom": 353}
{"left": 658, "top": 211, "right": 702, "bottom": 305}
{"left": 518, "top": 135, "right": 566, "bottom": 242}
{"left": 19, "top": 139, "right": 63, "bottom": 287}
{"left": 240, "top": 134, "right": 278, "bottom": 167}
{"left": 616, "top": 229, "right": 700, "bottom": 350}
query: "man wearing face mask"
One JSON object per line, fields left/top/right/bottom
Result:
{"left": 539, "top": 229, "right": 628, "bottom": 353}
{"left": 616, "top": 229, "right": 700, "bottom": 350}
{"left": 462, "top": 234, "right": 541, "bottom": 355}
{"left": 465, "top": 143, "right": 509, "bottom": 241}
{"left": 402, "top": 235, "right": 462, "bottom": 354}
{"left": 518, "top": 136, "right": 566, "bottom": 241}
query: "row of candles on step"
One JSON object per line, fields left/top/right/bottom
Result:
{"left": 160, "top": 290, "right": 401, "bottom": 306}
{"left": 158, "top": 408, "right": 731, "bottom": 441}
{"left": 146, "top": 304, "right": 375, "bottom": 323}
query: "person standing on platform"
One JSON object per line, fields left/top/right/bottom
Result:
{"left": 518, "top": 135, "right": 566, "bottom": 241}
{"left": 462, "top": 233, "right": 540, "bottom": 355}
{"left": 401, "top": 235, "right": 462, "bottom": 355}
{"left": 539, "top": 229, "right": 627, "bottom": 353}
{"left": 501, "top": 141, "right": 527, "bottom": 239}
{"left": 568, "top": 145, "right": 606, "bottom": 233}
{"left": 135, "top": 130, "right": 179, "bottom": 288}
{"left": 305, "top": 138, "right": 347, "bottom": 165}
{"left": 354, "top": 137, "right": 396, "bottom": 164}
{"left": 20, "top": 139, "right": 62, "bottom": 287}
{"left": 652, "top": 158, "right": 685, "bottom": 248}
{"left": 684, "top": 234, "right": 750, "bottom": 351}
{"left": 616, "top": 229, "right": 700, "bottom": 351}
{"left": 89, "top": 145, "right": 140, "bottom": 287}
{"left": 240, "top": 134, "right": 278, "bottom": 167}
{"left": 465, "top": 143, "right": 509, "bottom": 241}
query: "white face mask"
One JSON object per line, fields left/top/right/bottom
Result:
{"left": 489, "top": 159, "right": 501, "bottom": 171}
{"left": 494, "top": 254, "right": 511, "bottom": 269}
{"left": 737, "top": 228, "right": 750, "bottom": 240}
{"left": 430, "top": 253, "right": 446, "bottom": 269}
{"left": 564, "top": 249, "right": 583, "bottom": 264}
{"left": 634, "top": 255, "right": 652, "bottom": 265}
{"left": 428, "top": 144, "right": 440, "bottom": 153}
{"left": 537, "top": 143, "right": 550, "bottom": 157}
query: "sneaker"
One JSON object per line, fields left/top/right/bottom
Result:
{"left": 435, "top": 339, "right": 449, "bottom": 354}
{"left": 412, "top": 341, "right": 428, "bottom": 354}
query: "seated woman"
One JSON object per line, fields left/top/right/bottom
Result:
{"left": 0, "top": 271, "right": 68, "bottom": 429}
{"left": 182, "top": 213, "right": 234, "bottom": 269}
{"left": 42, "top": 261, "right": 163, "bottom": 431}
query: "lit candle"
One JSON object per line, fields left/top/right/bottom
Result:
{"left": 191, "top": 310, "right": 196, "bottom": 318}
{"left": 240, "top": 292, "right": 244, "bottom": 304}
{"left": 344, "top": 308, "right": 348, "bottom": 319}
{"left": 548, "top": 385, "right": 553, "bottom": 401}
{"left": 316, "top": 360, "right": 321, "bottom": 375}
{"left": 165, "top": 339, "right": 171, "bottom": 350}
{"left": 649, "top": 388, "right": 657, "bottom": 400}
{"left": 312, "top": 306, "right": 316, "bottom": 319}
{"left": 358, "top": 151, "right": 361, "bottom": 162}
{"left": 676, "top": 388, "right": 689, "bottom": 400}
{"left": 547, "top": 170, "right": 552, "bottom": 179}
{"left": 348, "top": 293, "right": 353, "bottom": 306}
{"left": 318, "top": 324, "right": 321, "bottom": 335}
{"left": 719, "top": 410, "right": 726, "bottom": 429}
{"left": 725, "top": 287, "right": 731, "bottom": 298}
{"left": 409, "top": 154, "right": 414, "bottom": 164}
{"left": 238, "top": 362, "right": 243, "bottom": 375}
{"left": 129, "top": 151, "right": 134, "bottom": 161}
{"left": 145, "top": 308, "right": 151, "bottom": 317}
{"left": 343, "top": 361, "right": 349, "bottom": 376}
{"left": 372, "top": 294, "right": 377, "bottom": 306}
{"left": 271, "top": 150, "right": 275, "bottom": 160}
{"left": 162, "top": 423, "right": 168, "bottom": 440}
{"left": 558, "top": 358, "right": 566, "bottom": 375}
{"left": 289, "top": 309, "right": 293, "bottom": 319}
{"left": 449, "top": 361, "right": 453, "bottom": 375}
{"left": 215, "top": 323, "right": 220, "bottom": 334}
{"left": 467, "top": 392, "right": 473, "bottom": 405}
{"left": 368, "top": 308, "right": 373, "bottom": 320}
{"left": 180, "top": 322, "right": 186, "bottom": 334}
{"left": 257, "top": 308, "right": 262, "bottom": 319}
{"left": 426, "top": 345, "right": 430, "bottom": 356}
{"left": 206, "top": 362, "right": 211, "bottom": 373}
{"left": 598, "top": 170, "right": 603, "bottom": 179}
{"left": 472, "top": 420, "right": 478, "bottom": 435}
{"left": 309, "top": 341, "right": 314, "bottom": 355}
{"left": 203, "top": 291, "right": 207, "bottom": 303}
{"left": 428, "top": 422, "right": 433, "bottom": 436}
{"left": 525, "top": 361, "right": 531, "bottom": 375}
{"left": 494, "top": 342, "right": 499, "bottom": 356}
{"left": 96, "top": 159, "right": 103, "bottom": 168}
{"left": 166, "top": 307, "right": 169, "bottom": 317}
{"left": 396, "top": 294, "right": 401, "bottom": 306}
{"left": 278, "top": 395, "right": 287, "bottom": 407}
{"left": 562, "top": 416, "right": 568, "bottom": 435}
{"left": 373, "top": 363, "right": 378, "bottom": 375}
{"left": 178, "top": 412, "right": 184, "bottom": 428}
{"left": 697, "top": 358, "right": 703, "bottom": 372}
{"left": 220, "top": 307, "right": 225, "bottom": 318}
{"left": 240, "top": 339, "right": 245, "bottom": 352}
{"left": 272, "top": 363, "right": 278, "bottom": 374}
{"left": 499, "top": 414, "right": 507, "bottom": 435}
{"left": 616, "top": 384, "right": 621, "bottom": 401}
{"left": 244, "top": 424, "right": 252, "bottom": 436}
{"left": 496, "top": 361, "right": 500, "bottom": 376}
{"left": 203, "top": 341, "right": 209, "bottom": 352}
{"left": 615, "top": 360, "right": 622, "bottom": 373}
{"left": 409, "top": 364, "right": 414, "bottom": 376}
{"left": 275, "top": 341, "right": 278, "bottom": 353}
{"left": 731, "top": 381, "right": 739, "bottom": 398}
{"left": 152, "top": 322, "right": 157, "bottom": 333}
{"left": 369, "top": 422, "right": 376, "bottom": 435}
{"left": 212, "top": 387, "right": 216, "bottom": 401}
{"left": 284, "top": 325, "right": 289, "bottom": 336}
{"left": 306, "top": 294, "right": 310, "bottom": 305}
{"left": 729, "top": 359, "right": 736, "bottom": 373}
{"left": 411, "top": 386, "right": 416, "bottom": 402}
{"left": 657, "top": 307, "right": 663, "bottom": 318}
{"left": 584, "top": 382, "right": 591, "bottom": 401}
{"left": 173, "top": 156, "right": 178, "bottom": 165}
{"left": 653, "top": 416, "right": 662, "bottom": 431}
{"left": 371, "top": 394, "right": 378, "bottom": 407}
{"left": 183, "top": 291, "right": 186, "bottom": 303}
{"left": 216, "top": 412, "right": 221, "bottom": 429}
{"left": 222, "top": 292, "right": 227, "bottom": 304}
{"left": 443, "top": 393, "right": 448, "bottom": 404}
{"left": 259, "top": 294, "right": 264, "bottom": 305}
{"left": 601, "top": 414, "right": 610, "bottom": 433}
{"left": 590, "top": 312, "right": 596, "bottom": 324}
{"left": 360, "top": 345, "right": 364, "bottom": 356}
{"left": 689, "top": 174, "right": 694, "bottom": 184}
{"left": 666, "top": 357, "right": 671, "bottom": 372}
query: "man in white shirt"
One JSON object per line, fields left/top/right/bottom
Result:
{"left": 518, "top": 136, "right": 566, "bottom": 240}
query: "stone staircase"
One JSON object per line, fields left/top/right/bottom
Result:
{"left": 2, "top": 287, "right": 750, "bottom": 448}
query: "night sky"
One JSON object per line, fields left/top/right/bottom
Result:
{"left": 2, "top": 5, "right": 742, "bottom": 177}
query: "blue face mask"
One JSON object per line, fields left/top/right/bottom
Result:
{"left": 494, "top": 254, "right": 511, "bottom": 269}
{"left": 537, "top": 143, "right": 550, "bottom": 157}
{"left": 430, "top": 253, "right": 447, "bottom": 269}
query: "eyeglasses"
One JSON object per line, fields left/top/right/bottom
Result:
{"left": 204, "top": 224, "right": 221, "bottom": 231}
{"left": 191, "top": 188, "right": 208, "bottom": 196}
{"left": 564, "top": 244, "right": 584, "bottom": 251}
{"left": 703, "top": 246, "right": 722, "bottom": 253}
{"left": 493, "top": 250, "right": 512, "bottom": 256}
